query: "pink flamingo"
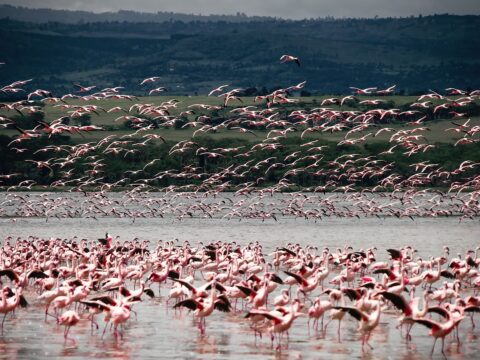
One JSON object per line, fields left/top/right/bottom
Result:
{"left": 413, "top": 314, "right": 464, "bottom": 355}
{"left": 58, "top": 310, "right": 80, "bottom": 344}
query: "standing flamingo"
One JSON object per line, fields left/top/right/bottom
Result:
{"left": 413, "top": 314, "right": 464, "bottom": 355}
{"left": 334, "top": 301, "right": 382, "bottom": 351}
{"left": 57, "top": 310, "right": 80, "bottom": 344}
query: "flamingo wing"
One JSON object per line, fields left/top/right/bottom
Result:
{"left": 0, "top": 269, "right": 20, "bottom": 282}
{"left": 373, "top": 268, "right": 394, "bottom": 279}
{"left": 342, "top": 288, "right": 361, "bottom": 301}
{"left": 168, "top": 270, "right": 180, "bottom": 279}
{"left": 427, "top": 306, "right": 450, "bottom": 319}
{"left": 248, "top": 310, "right": 282, "bottom": 324}
{"left": 379, "top": 291, "right": 412, "bottom": 316}
{"left": 205, "top": 282, "right": 227, "bottom": 293}
{"left": 386, "top": 248, "right": 402, "bottom": 260}
{"left": 171, "top": 278, "right": 196, "bottom": 293}
{"left": 464, "top": 306, "right": 480, "bottom": 313}
{"left": 28, "top": 270, "right": 49, "bottom": 279}
{"left": 334, "top": 306, "right": 368, "bottom": 321}
{"left": 19, "top": 295, "right": 29, "bottom": 308}
{"left": 214, "top": 295, "right": 232, "bottom": 312}
{"left": 235, "top": 285, "right": 254, "bottom": 297}
{"left": 90, "top": 295, "right": 117, "bottom": 306}
{"left": 143, "top": 288, "right": 155, "bottom": 298}
{"left": 81, "top": 300, "right": 110, "bottom": 311}
{"left": 174, "top": 298, "right": 200, "bottom": 311}
{"left": 283, "top": 270, "right": 304, "bottom": 285}
{"left": 413, "top": 318, "right": 441, "bottom": 332}
{"left": 440, "top": 270, "right": 455, "bottom": 279}
{"left": 278, "top": 247, "right": 296, "bottom": 256}
{"left": 269, "top": 273, "right": 284, "bottom": 284}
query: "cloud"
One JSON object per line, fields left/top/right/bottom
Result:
{"left": 0, "top": 0, "right": 478, "bottom": 18}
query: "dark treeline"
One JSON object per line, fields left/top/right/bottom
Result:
{"left": 0, "top": 5, "right": 273, "bottom": 24}
{"left": 0, "top": 14, "right": 479, "bottom": 96}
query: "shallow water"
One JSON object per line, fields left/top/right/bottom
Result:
{"left": 0, "top": 211, "right": 479, "bottom": 359}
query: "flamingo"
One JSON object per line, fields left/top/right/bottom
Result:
{"left": 280, "top": 55, "right": 300, "bottom": 67}
{"left": 413, "top": 314, "right": 464, "bottom": 355}
{"left": 140, "top": 76, "right": 161, "bottom": 85}
{"left": 307, "top": 296, "right": 332, "bottom": 331}
{"left": 57, "top": 310, "right": 80, "bottom": 344}
{"left": 174, "top": 281, "right": 231, "bottom": 333}
{"left": 334, "top": 301, "right": 382, "bottom": 351}
{"left": 249, "top": 299, "right": 304, "bottom": 350}
{"left": 0, "top": 286, "right": 25, "bottom": 333}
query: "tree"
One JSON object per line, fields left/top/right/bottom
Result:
{"left": 73, "top": 114, "right": 91, "bottom": 126}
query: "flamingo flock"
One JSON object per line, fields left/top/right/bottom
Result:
{"left": 0, "top": 53, "right": 479, "bottom": 223}
{"left": 0, "top": 236, "right": 479, "bottom": 354}
{"left": 0, "top": 77, "right": 479, "bottom": 221}
{"left": 0, "top": 53, "right": 479, "bottom": 357}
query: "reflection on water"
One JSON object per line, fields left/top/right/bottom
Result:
{"left": 0, "top": 215, "right": 479, "bottom": 359}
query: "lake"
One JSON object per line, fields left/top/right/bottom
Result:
{"left": 0, "top": 193, "right": 479, "bottom": 359}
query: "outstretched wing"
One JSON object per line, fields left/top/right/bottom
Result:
{"left": 440, "top": 270, "right": 455, "bottom": 279}
{"left": 143, "top": 288, "right": 155, "bottom": 298}
{"left": 283, "top": 271, "right": 305, "bottom": 286}
{"left": 413, "top": 318, "right": 440, "bottom": 332}
{"left": 246, "top": 310, "right": 282, "bottom": 325}
{"left": 342, "top": 288, "right": 361, "bottom": 302}
{"left": 174, "top": 298, "right": 200, "bottom": 311}
{"left": 214, "top": 295, "right": 232, "bottom": 312}
{"left": 171, "top": 278, "right": 196, "bottom": 292}
{"left": 427, "top": 306, "right": 450, "bottom": 319}
{"left": 278, "top": 247, "right": 296, "bottom": 256}
{"left": 334, "top": 306, "right": 368, "bottom": 321}
{"left": 386, "top": 249, "right": 402, "bottom": 260}
{"left": 379, "top": 291, "right": 412, "bottom": 316}
{"left": 0, "top": 269, "right": 19, "bottom": 282}
{"left": 235, "top": 285, "right": 254, "bottom": 297}
{"left": 269, "top": 273, "right": 284, "bottom": 285}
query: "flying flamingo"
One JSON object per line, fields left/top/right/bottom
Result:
{"left": 280, "top": 55, "right": 301, "bottom": 67}
{"left": 140, "top": 76, "right": 161, "bottom": 85}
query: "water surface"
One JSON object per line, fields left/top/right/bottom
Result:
{"left": 0, "top": 206, "right": 479, "bottom": 359}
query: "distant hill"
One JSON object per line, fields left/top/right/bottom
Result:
{"left": 0, "top": 5, "right": 272, "bottom": 23}
{"left": 0, "top": 11, "right": 479, "bottom": 96}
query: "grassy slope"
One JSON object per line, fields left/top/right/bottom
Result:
{"left": 0, "top": 95, "right": 478, "bottom": 144}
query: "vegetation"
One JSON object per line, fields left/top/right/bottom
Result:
{"left": 0, "top": 13, "right": 479, "bottom": 96}
{"left": 1, "top": 95, "right": 479, "bottom": 190}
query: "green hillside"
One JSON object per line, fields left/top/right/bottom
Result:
{"left": 0, "top": 14, "right": 479, "bottom": 97}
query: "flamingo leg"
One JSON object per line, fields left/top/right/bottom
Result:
{"left": 406, "top": 323, "right": 413, "bottom": 342}
{"left": 337, "top": 319, "right": 341, "bottom": 342}
{"left": 102, "top": 320, "right": 110, "bottom": 338}
{"left": 366, "top": 331, "right": 373, "bottom": 349}
{"left": 64, "top": 325, "right": 76, "bottom": 345}
{"left": 431, "top": 337, "right": 437, "bottom": 355}
{"left": 1, "top": 313, "right": 7, "bottom": 334}
{"left": 90, "top": 315, "right": 99, "bottom": 334}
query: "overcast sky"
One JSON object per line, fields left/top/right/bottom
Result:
{"left": 0, "top": 0, "right": 478, "bottom": 19}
